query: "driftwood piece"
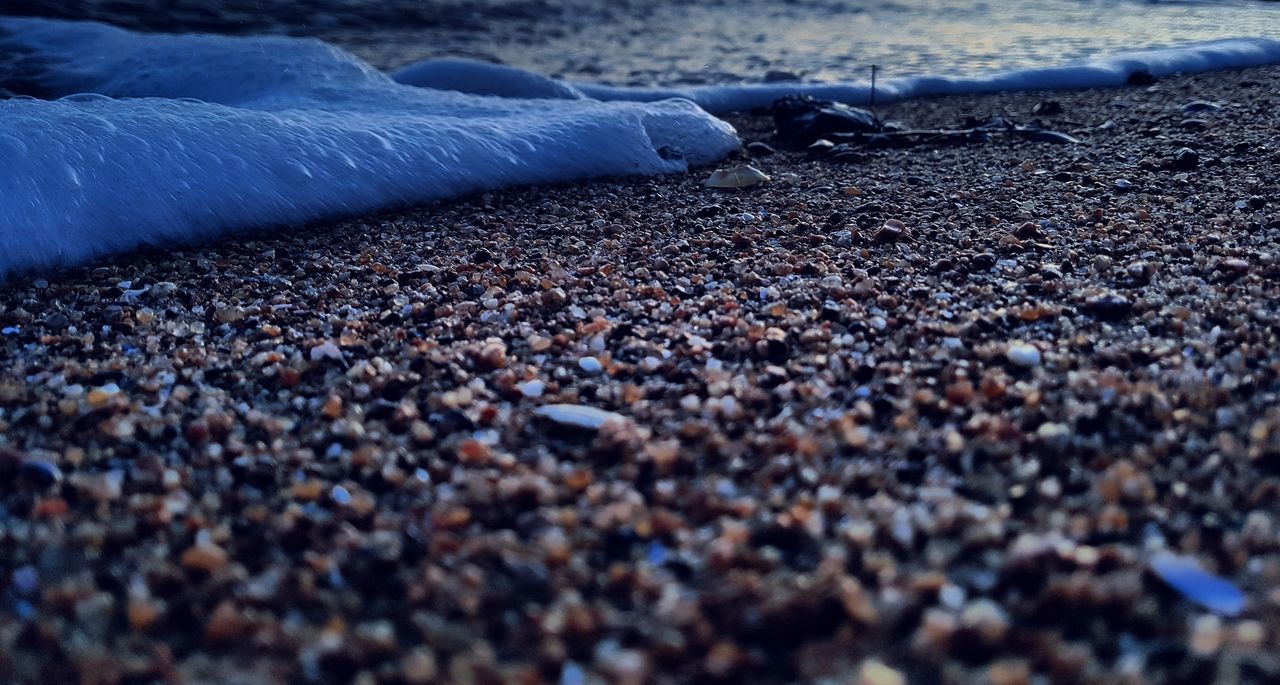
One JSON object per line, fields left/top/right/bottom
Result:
{"left": 772, "top": 95, "right": 1083, "bottom": 150}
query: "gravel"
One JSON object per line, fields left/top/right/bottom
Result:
{"left": 3, "top": 66, "right": 1280, "bottom": 684}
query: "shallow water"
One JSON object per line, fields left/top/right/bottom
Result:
{"left": 526, "top": 0, "right": 1280, "bottom": 85}
{"left": 280, "top": 0, "right": 1280, "bottom": 84}
{"left": 8, "top": 0, "right": 1280, "bottom": 83}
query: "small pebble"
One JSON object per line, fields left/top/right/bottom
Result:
{"left": 856, "top": 660, "right": 905, "bottom": 685}
{"left": 517, "top": 379, "right": 546, "bottom": 397}
{"left": 401, "top": 648, "right": 438, "bottom": 684}
{"left": 533, "top": 404, "right": 627, "bottom": 431}
{"left": 12, "top": 566, "right": 38, "bottom": 595}
{"left": 19, "top": 460, "right": 62, "bottom": 488}
{"left": 874, "top": 219, "right": 907, "bottom": 243}
{"left": 1084, "top": 293, "right": 1132, "bottom": 320}
{"left": 181, "top": 542, "right": 230, "bottom": 573}
{"left": 309, "top": 341, "right": 344, "bottom": 363}
{"left": 1173, "top": 147, "right": 1200, "bottom": 170}
{"left": 1006, "top": 343, "right": 1041, "bottom": 368}
{"left": 330, "top": 485, "right": 352, "bottom": 505}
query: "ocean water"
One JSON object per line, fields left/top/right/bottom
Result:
{"left": 8, "top": 0, "right": 1280, "bottom": 80}
{"left": 3, "top": 0, "right": 1280, "bottom": 277}
{"left": 393, "top": 38, "right": 1280, "bottom": 112}
{"left": 497, "top": 0, "right": 1280, "bottom": 85}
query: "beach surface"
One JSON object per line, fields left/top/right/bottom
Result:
{"left": 4, "top": 59, "right": 1280, "bottom": 685}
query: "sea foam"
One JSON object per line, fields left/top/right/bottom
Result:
{"left": 397, "top": 37, "right": 1280, "bottom": 114}
{"left": 0, "top": 18, "right": 737, "bottom": 278}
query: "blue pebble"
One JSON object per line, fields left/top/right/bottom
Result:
{"left": 330, "top": 485, "right": 352, "bottom": 505}
{"left": 560, "top": 663, "right": 585, "bottom": 685}
{"left": 15, "top": 600, "right": 35, "bottom": 620}
{"left": 12, "top": 566, "right": 38, "bottom": 595}
{"left": 1150, "top": 551, "right": 1246, "bottom": 616}
{"left": 647, "top": 542, "right": 668, "bottom": 566}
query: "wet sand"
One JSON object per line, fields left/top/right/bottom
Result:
{"left": 3, "top": 63, "right": 1280, "bottom": 684}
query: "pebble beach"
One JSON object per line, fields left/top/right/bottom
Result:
{"left": 4, "top": 49, "right": 1280, "bottom": 685}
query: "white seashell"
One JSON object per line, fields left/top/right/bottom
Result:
{"left": 704, "top": 164, "right": 770, "bottom": 188}
{"left": 533, "top": 404, "right": 628, "bottom": 430}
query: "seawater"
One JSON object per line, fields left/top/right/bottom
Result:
{"left": 339, "top": 0, "right": 1280, "bottom": 84}
{"left": 8, "top": 0, "right": 1280, "bottom": 81}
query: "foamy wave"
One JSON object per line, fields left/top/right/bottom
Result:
{"left": 396, "top": 38, "right": 1280, "bottom": 113}
{"left": 0, "top": 18, "right": 737, "bottom": 278}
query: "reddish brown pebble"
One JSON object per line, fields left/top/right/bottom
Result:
{"left": 204, "top": 601, "right": 242, "bottom": 642}
{"left": 874, "top": 219, "right": 907, "bottom": 243}
{"left": 127, "top": 599, "right": 161, "bottom": 631}
{"left": 181, "top": 542, "right": 229, "bottom": 573}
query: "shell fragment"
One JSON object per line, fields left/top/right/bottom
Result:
{"left": 705, "top": 164, "right": 770, "bottom": 188}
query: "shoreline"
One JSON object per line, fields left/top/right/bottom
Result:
{"left": 4, "top": 66, "right": 1280, "bottom": 683}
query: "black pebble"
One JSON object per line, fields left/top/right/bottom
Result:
{"left": 820, "top": 301, "right": 842, "bottom": 322}
{"left": 765, "top": 338, "right": 789, "bottom": 363}
{"left": 19, "top": 460, "right": 62, "bottom": 489}
{"left": 1032, "top": 100, "right": 1063, "bottom": 116}
{"left": 970, "top": 253, "right": 998, "bottom": 270}
{"left": 1173, "top": 148, "right": 1200, "bottom": 171}
{"left": 1085, "top": 293, "right": 1133, "bottom": 321}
